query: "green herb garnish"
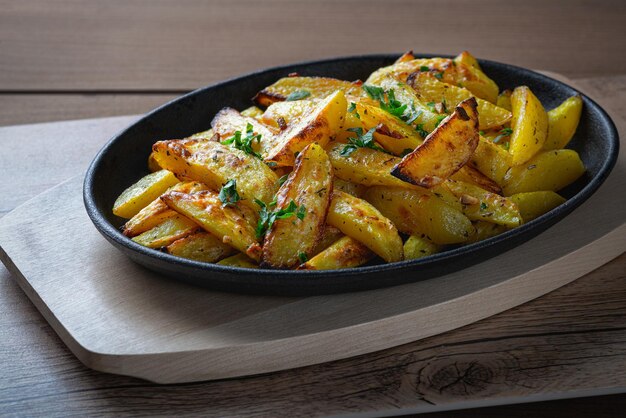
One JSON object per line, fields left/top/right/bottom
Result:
{"left": 400, "top": 148, "right": 413, "bottom": 157}
{"left": 492, "top": 127, "right": 513, "bottom": 144}
{"left": 285, "top": 90, "right": 311, "bottom": 101}
{"left": 340, "top": 127, "right": 385, "bottom": 156}
{"left": 218, "top": 179, "right": 240, "bottom": 207}
{"left": 254, "top": 199, "right": 306, "bottom": 239}
{"left": 480, "top": 202, "right": 488, "bottom": 211}
{"left": 222, "top": 123, "right": 262, "bottom": 158}
{"left": 298, "top": 252, "right": 308, "bottom": 263}
{"left": 420, "top": 66, "right": 430, "bottom": 72}
{"left": 434, "top": 114, "right": 447, "bottom": 127}
{"left": 363, "top": 85, "right": 407, "bottom": 119}
{"left": 278, "top": 174, "right": 289, "bottom": 186}
{"left": 347, "top": 102, "right": 361, "bottom": 120}
{"left": 433, "top": 72, "right": 444, "bottom": 80}
{"left": 415, "top": 123, "right": 430, "bottom": 138}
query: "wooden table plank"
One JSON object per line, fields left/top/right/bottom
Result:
{"left": 0, "top": 94, "right": 177, "bottom": 126}
{"left": 0, "top": 0, "right": 624, "bottom": 91}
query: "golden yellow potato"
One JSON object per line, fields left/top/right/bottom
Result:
{"left": 403, "top": 235, "right": 440, "bottom": 260}
{"left": 132, "top": 215, "right": 199, "bottom": 248}
{"left": 509, "top": 86, "right": 549, "bottom": 165}
{"left": 543, "top": 95, "right": 583, "bottom": 150}
{"left": 407, "top": 72, "right": 511, "bottom": 130}
{"left": 240, "top": 106, "right": 264, "bottom": 119}
{"left": 253, "top": 76, "right": 364, "bottom": 108}
{"left": 327, "top": 191, "right": 403, "bottom": 262}
{"left": 510, "top": 191, "right": 566, "bottom": 222}
{"left": 446, "top": 180, "right": 522, "bottom": 227}
{"left": 503, "top": 149, "right": 585, "bottom": 195}
{"left": 166, "top": 231, "right": 236, "bottom": 263}
{"left": 450, "top": 165, "right": 502, "bottom": 195}
{"left": 366, "top": 58, "right": 455, "bottom": 86}
{"left": 152, "top": 138, "right": 278, "bottom": 207}
{"left": 298, "top": 236, "right": 374, "bottom": 270}
{"left": 147, "top": 152, "right": 162, "bottom": 172}
{"left": 310, "top": 226, "right": 344, "bottom": 256}
{"left": 113, "top": 170, "right": 180, "bottom": 219}
{"left": 161, "top": 190, "right": 262, "bottom": 261}
{"left": 211, "top": 107, "right": 280, "bottom": 157}
{"left": 332, "top": 178, "right": 367, "bottom": 198}
{"left": 264, "top": 90, "right": 347, "bottom": 166}
{"left": 391, "top": 98, "right": 479, "bottom": 188}
{"left": 364, "top": 186, "right": 474, "bottom": 245}
{"left": 466, "top": 221, "right": 508, "bottom": 243}
{"left": 261, "top": 143, "right": 333, "bottom": 269}
{"left": 261, "top": 99, "right": 318, "bottom": 129}
{"left": 453, "top": 52, "right": 499, "bottom": 103}
{"left": 468, "top": 136, "right": 511, "bottom": 186}
{"left": 217, "top": 253, "right": 258, "bottom": 268}
{"left": 496, "top": 89, "right": 513, "bottom": 111}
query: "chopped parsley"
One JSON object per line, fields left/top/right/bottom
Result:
{"left": 298, "top": 252, "right": 308, "bottom": 263}
{"left": 222, "top": 123, "right": 262, "bottom": 158}
{"left": 415, "top": 123, "right": 430, "bottom": 138}
{"left": 278, "top": 174, "right": 289, "bottom": 186}
{"left": 254, "top": 199, "right": 306, "bottom": 239}
{"left": 348, "top": 101, "right": 361, "bottom": 119}
{"left": 433, "top": 72, "right": 444, "bottom": 80}
{"left": 340, "top": 127, "right": 385, "bottom": 156}
{"left": 218, "top": 179, "right": 240, "bottom": 207}
{"left": 492, "top": 127, "right": 514, "bottom": 144}
{"left": 420, "top": 66, "right": 430, "bottom": 72}
{"left": 363, "top": 85, "right": 407, "bottom": 119}
{"left": 285, "top": 90, "right": 311, "bottom": 101}
{"left": 480, "top": 202, "right": 489, "bottom": 211}
{"left": 401, "top": 148, "right": 414, "bottom": 157}
{"left": 434, "top": 114, "right": 447, "bottom": 127}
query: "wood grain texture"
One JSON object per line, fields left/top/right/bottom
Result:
{"left": 0, "top": 75, "right": 624, "bottom": 415}
{"left": 0, "top": 94, "right": 177, "bottom": 126}
{"left": 0, "top": 0, "right": 624, "bottom": 92}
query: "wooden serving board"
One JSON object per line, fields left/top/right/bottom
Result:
{"left": 0, "top": 147, "right": 624, "bottom": 385}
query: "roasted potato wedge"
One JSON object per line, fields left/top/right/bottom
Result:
{"left": 166, "top": 231, "right": 236, "bottom": 263}
{"left": 161, "top": 190, "right": 262, "bottom": 261}
{"left": 466, "top": 221, "right": 508, "bottom": 243}
{"left": 497, "top": 89, "right": 513, "bottom": 111}
{"left": 152, "top": 139, "right": 278, "bottom": 207}
{"left": 147, "top": 151, "right": 162, "bottom": 172}
{"left": 253, "top": 76, "right": 364, "bottom": 108}
{"left": 332, "top": 178, "right": 367, "bottom": 198}
{"left": 261, "top": 143, "right": 333, "bottom": 269}
{"left": 509, "top": 86, "right": 549, "bottom": 165}
{"left": 261, "top": 99, "right": 319, "bottom": 129}
{"left": 298, "top": 236, "right": 374, "bottom": 270}
{"left": 403, "top": 235, "right": 440, "bottom": 260}
{"left": 407, "top": 72, "right": 511, "bottom": 130}
{"left": 113, "top": 170, "right": 180, "bottom": 219}
{"left": 453, "top": 51, "right": 499, "bottom": 103}
{"left": 543, "top": 95, "right": 583, "bottom": 151}
{"left": 327, "top": 191, "right": 403, "bottom": 262}
{"left": 366, "top": 58, "right": 455, "bottom": 86}
{"left": 264, "top": 90, "right": 347, "bottom": 166}
{"left": 510, "top": 191, "right": 566, "bottom": 222}
{"left": 451, "top": 165, "right": 502, "bottom": 195}
{"left": 240, "top": 106, "right": 264, "bottom": 119}
{"left": 468, "top": 136, "right": 511, "bottom": 186}
{"left": 391, "top": 97, "right": 479, "bottom": 188}
{"left": 132, "top": 214, "right": 199, "bottom": 248}
{"left": 446, "top": 180, "right": 522, "bottom": 227}
{"left": 502, "top": 149, "right": 585, "bottom": 195}
{"left": 211, "top": 107, "right": 280, "bottom": 156}
{"left": 364, "top": 186, "right": 474, "bottom": 244}
{"left": 217, "top": 253, "right": 258, "bottom": 268}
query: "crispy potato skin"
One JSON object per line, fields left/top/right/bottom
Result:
{"left": 161, "top": 190, "right": 262, "bottom": 261}
{"left": 391, "top": 98, "right": 479, "bottom": 188}
{"left": 502, "top": 149, "right": 585, "bottom": 195}
{"left": 211, "top": 107, "right": 280, "bottom": 157}
{"left": 509, "top": 86, "right": 549, "bottom": 166}
{"left": 166, "top": 231, "right": 236, "bottom": 263}
{"left": 543, "top": 95, "right": 583, "bottom": 150}
{"left": 407, "top": 72, "right": 510, "bottom": 130}
{"left": 113, "top": 170, "right": 180, "bottom": 219}
{"left": 364, "top": 186, "right": 474, "bottom": 245}
{"left": 123, "top": 181, "right": 208, "bottom": 237}
{"left": 446, "top": 180, "right": 522, "bottom": 227}
{"left": 298, "top": 236, "right": 374, "bottom": 270}
{"left": 261, "top": 143, "right": 334, "bottom": 269}
{"left": 451, "top": 165, "right": 502, "bottom": 195}
{"left": 510, "top": 191, "right": 566, "bottom": 223}
{"left": 327, "top": 191, "right": 403, "bottom": 262}
{"left": 264, "top": 90, "right": 347, "bottom": 167}
{"left": 253, "top": 76, "right": 364, "bottom": 108}
{"left": 131, "top": 215, "right": 199, "bottom": 248}
{"left": 152, "top": 138, "right": 278, "bottom": 207}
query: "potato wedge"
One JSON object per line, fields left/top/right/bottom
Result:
{"left": 407, "top": 72, "right": 511, "bottom": 130}
{"left": 510, "top": 191, "right": 566, "bottom": 222}
{"left": 543, "top": 95, "right": 583, "bottom": 150}
{"left": 298, "top": 236, "right": 374, "bottom": 270}
{"left": 123, "top": 181, "right": 208, "bottom": 237}
{"left": 240, "top": 106, "right": 264, "bottom": 119}
{"left": 366, "top": 58, "right": 455, "bottom": 86}
{"left": 147, "top": 151, "right": 161, "bottom": 172}
{"left": 364, "top": 186, "right": 474, "bottom": 244}
{"left": 395, "top": 51, "right": 416, "bottom": 64}
{"left": 152, "top": 139, "right": 278, "bottom": 206}
{"left": 310, "top": 226, "right": 344, "bottom": 256}
{"left": 132, "top": 215, "right": 199, "bottom": 248}
{"left": 217, "top": 253, "right": 258, "bottom": 268}
{"left": 332, "top": 178, "right": 367, "bottom": 198}
{"left": 166, "top": 231, "right": 236, "bottom": 263}
{"left": 327, "top": 191, "right": 403, "bottom": 262}
{"left": 502, "top": 149, "right": 585, "bottom": 195}
{"left": 468, "top": 136, "right": 511, "bottom": 186}
{"left": 451, "top": 165, "right": 502, "bottom": 195}
{"left": 161, "top": 190, "right": 262, "bottom": 261}
{"left": 113, "top": 169, "right": 180, "bottom": 219}
{"left": 261, "top": 99, "right": 319, "bottom": 129}
{"left": 453, "top": 52, "right": 499, "bottom": 103}
{"left": 391, "top": 97, "right": 479, "bottom": 188}
{"left": 466, "top": 221, "right": 508, "bottom": 243}
{"left": 497, "top": 89, "right": 513, "bottom": 111}
{"left": 253, "top": 76, "right": 364, "bottom": 108}
{"left": 509, "top": 86, "right": 549, "bottom": 165}
{"left": 261, "top": 143, "right": 333, "bottom": 269}
{"left": 446, "top": 180, "right": 522, "bottom": 227}
{"left": 264, "top": 90, "right": 347, "bottom": 166}
{"left": 211, "top": 107, "right": 280, "bottom": 157}
{"left": 403, "top": 235, "right": 440, "bottom": 260}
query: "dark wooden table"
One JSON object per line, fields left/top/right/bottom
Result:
{"left": 1, "top": 1, "right": 625, "bottom": 416}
